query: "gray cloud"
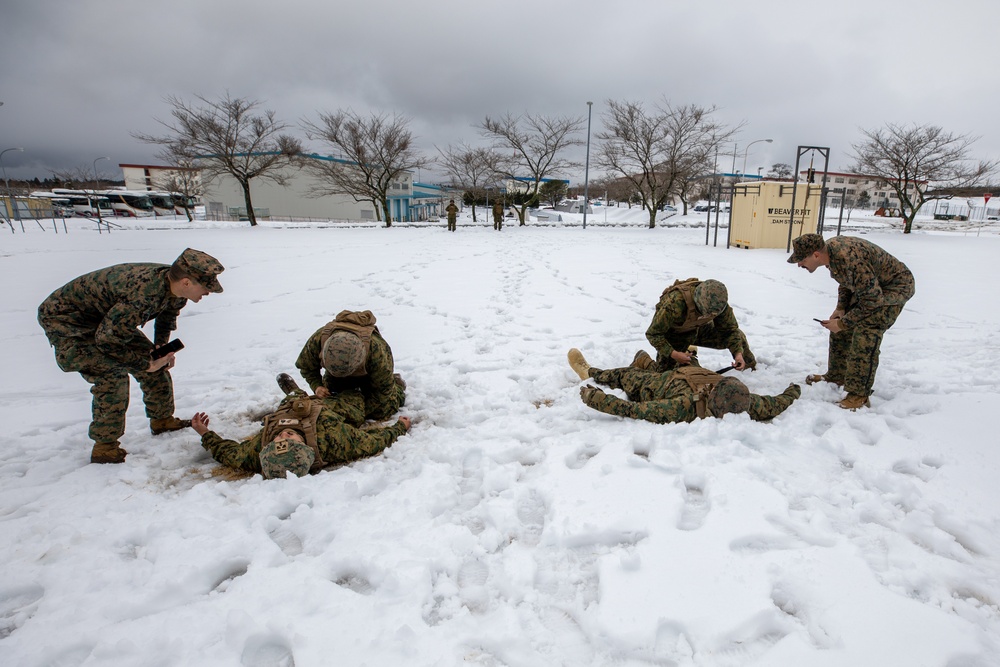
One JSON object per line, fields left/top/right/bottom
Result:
{"left": 2, "top": 0, "right": 997, "bottom": 183}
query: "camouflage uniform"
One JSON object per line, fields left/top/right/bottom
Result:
{"left": 199, "top": 389, "right": 408, "bottom": 475}
{"left": 445, "top": 201, "right": 459, "bottom": 232}
{"left": 583, "top": 365, "right": 799, "bottom": 424}
{"left": 645, "top": 279, "right": 756, "bottom": 371}
{"left": 295, "top": 325, "right": 404, "bottom": 422}
{"left": 37, "top": 251, "right": 222, "bottom": 447}
{"left": 492, "top": 202, "right": 504, "bottom": 230}
{"left": 816, "top": 236, "right": 914, "bottom": 398}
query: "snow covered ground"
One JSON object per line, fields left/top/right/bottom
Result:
{"left": 1, "top": 208, "right": 999, "bottom": 666}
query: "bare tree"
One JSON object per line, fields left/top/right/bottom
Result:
{"left": 133, "top": 93, "right": 301, "bottom": 226}
{"left": 436, "top": 143, "right": 510, "bottom": 223}
{"left": 301, "top": 110, "right": 429, "bottom": 227}
{"left": 479, "top": 112, "right": 584, "bottom": 225}
{"left": 850, "top": 123, "right": 998, "bottom": 234}
{"left": 597, "top": 100, "right": 736, "bottom": 228}
{"left": 147, "top": 142, "right": 204, "bottom": 222}
{"left": 766, "top": 163, "right": 793, "bottom": 179}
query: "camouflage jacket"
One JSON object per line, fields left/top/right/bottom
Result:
{"left": 585, "top": 373, "right": 799, "bottom": 424}
{"left": 295, "top": 327, "right": 400, "bottom": 421}
{"left": 446, "top": 203, "right": 459, "bottom": 221}
{"left": 200, "top": 394, "right": 408, "bottom": 475}
{"left": 37, "top": 263, "right": 186, "bottom": 373}
{"left": 645, "top": 287, "right": 745, "bottom": 359}
{"left": 826, "top": 236, "right": 915, "bottom": 330}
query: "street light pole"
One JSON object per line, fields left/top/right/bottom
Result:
{"left": 1, "top": 147, "right": 25, "bottom": 221}
{"left": 92, "top": 156, "right": 110, "bottom": 226}
{"left": 741, "top": 139, "right": 773, "bottom": 180}
{"left": 582, "top": 101, "right": 593, "bottom": 230}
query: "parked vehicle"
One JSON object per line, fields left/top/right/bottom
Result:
{"left": 50, "top": 189, "right": 115, "bottom": 217}
{"left": 100, "top": 190, "right": 154, "bottom": 217}
{"left": 147, "top": 192, "right": 179, "bottom": 216}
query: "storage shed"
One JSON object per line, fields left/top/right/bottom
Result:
{"left": 730, "top": 181, "right": 822, "bottom": 249}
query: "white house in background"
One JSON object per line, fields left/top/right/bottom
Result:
{"left": 120, "top": 163, "right": 203, "bottom": 193}
{"left": 798, "top": 170, "right": 925, "bottom": 208}
{"left": 202, "top": 154, "right": 443, "bottom": 222}
{"left": 122, "top": 156, "right": 444, "bottom": 222}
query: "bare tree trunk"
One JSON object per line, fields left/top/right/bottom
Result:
{"left": 648, "top": 209, "right": 657, "bottom": 229}
{"left": 381, "top": 197, "right": 392, "bottom": 228}
{"left": 240, "top": 180, "right": 257, "bottom": 227}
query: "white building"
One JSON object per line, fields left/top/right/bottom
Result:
{"left": 798, "top": 170, "right": 925, "bottom": 209}
{"left": 121, "top": 156, "right": 444, "bottom": 222}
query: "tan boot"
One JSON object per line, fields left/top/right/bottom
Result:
{"left": 839, "top": 394, "right": 871, "bottom": 410}
{"left": 91, "top": 442, "right": 127, "bottom": 464}
{"left": 630, "top": 350, "right": 655, "bottom": 371}
{"left": 567, "top": 348, "right": 591, "bottom": 380}
{"left": 150, "top": 417, "right": 192, "bottom": 435}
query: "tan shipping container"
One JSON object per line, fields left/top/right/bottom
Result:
{"left": 730, "top": 181, "right": 822, "bottom": 249}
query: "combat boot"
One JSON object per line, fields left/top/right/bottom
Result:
{"left": 567, "top": 348, "right": 591, "bottom": 380}
{"left": 838, "top": 394, "right": 871, "bottom": 411}
{"left": 150, "top": 417, "right": 192, "bottom": 435}
{"left": 630, "top": 350, "right": 655, "bottom": 371}
{"left": 91, "top": 442, "right": 127, "bottom": 464}
{"left": 277, "top": 373, "right": 302, "bottom": 395}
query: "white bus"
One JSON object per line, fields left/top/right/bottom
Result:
{"left": 147, "top": 191, "right": 179, "bottom": 216}
{"left": 49, "top": 189, "right": 116, "bottom": 217}
{"left": 100, "top": 190, "right": 154, "bottom": 217}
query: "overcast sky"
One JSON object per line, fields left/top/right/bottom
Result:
{"left": 2, "top": 0, "right": 996, "bottom": 185}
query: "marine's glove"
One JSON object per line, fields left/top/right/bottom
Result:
{"left": 580, "top": 385, "right": 606, "bottom": 407}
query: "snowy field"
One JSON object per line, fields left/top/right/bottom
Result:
{"left": 1, "top": 209, "right": 999, "bottom": 667}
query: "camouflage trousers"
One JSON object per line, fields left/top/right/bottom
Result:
{"left": 826, "top": 304, "right": 904, "bottom": 397}
{"left": 447, "top": 218, "right": 457, "bottom": 231}
{"left": 590, "top": 367, "right": 661, "bottom": 403}
{"left": 50, "top": 339, "right": 174, "bottom": 444}
{"left": 654, "top": 325, "right": 755, "bottom": 372}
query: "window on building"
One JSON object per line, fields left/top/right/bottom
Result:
{"left": 835, "top": 177, "right": 845, "bottom": 183}
{"left": 848, "top": 178, "right": 857, "bottom": 184}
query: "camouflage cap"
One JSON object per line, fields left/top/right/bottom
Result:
{"left": 173, "top": 248, "right": 224, "bottom": 293}
{"left": 787, "top": 234, "right": 825, "bottom": 263}
{"left": 706, "top": 377, "right": 750, "bottom": 417}
{"left": 693, "top": 279, "right": 729, "bottom": 316}
{"left": 259, "top": 436, "right": 314, "bottom": 479}
{"left": 322, "top": 331, "right": 368, "bottom": 377}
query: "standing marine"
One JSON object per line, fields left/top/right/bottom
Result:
{"left": 445, "top": 199, "right": 459, "bottom": 232}
{"left": 37, "top": 248, "right": 224, "bottom": 463}
{"left": 492, "top": 200, "right": 504, "bottom": 231}
{"left": 293, "top": 310, "right": 405, "bottom": 422}
{"left": 788, "top": 233, "right": 915, "bottom": 410}
{"left": 644, "top": 278, "right": 756, "bottom": 372}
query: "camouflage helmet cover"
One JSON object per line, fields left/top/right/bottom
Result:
{"left": 787, "top": 233, "right": 825, "bottom": 263}
{"left": 693, "top": 279, "right": 729, "bottom": 316}
{"left": 706, "top": 377, "right": 750, "bottom": 417}
{"left": 322, "top": 331, "right": 367, "bottom": 377}
{"left": 172, "top": 248, "right": 224, "bottom": 293}
{"left": 259, "top": 436, "right": 314, "bottom": 479}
